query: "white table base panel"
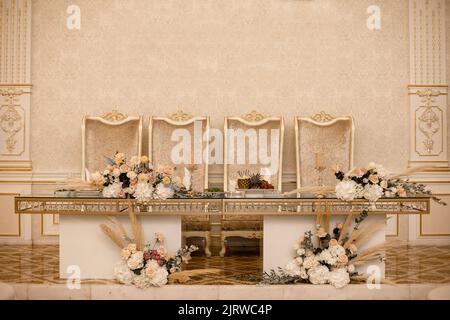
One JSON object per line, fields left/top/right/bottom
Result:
{"left": 59, "top": 215, "right": 181, "bottom": 279}
{"left": 263, "top": 215, "right": 386, "bottom": 276}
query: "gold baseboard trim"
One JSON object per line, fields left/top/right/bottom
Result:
{"left": 0, "top": 83, "right": 32, "bottom": 87}
{"left": 408, "top": 84, "right": 448, "bottom": 88}
{"left": 0, "top": 167, "right": 33, "bottom": 172}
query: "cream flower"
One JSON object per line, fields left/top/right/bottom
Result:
{"left": 133, "top": 274, "right": 152, "bottom": 289}
{"left": 112, "top": 168, "right": 121, "bottom": 177}
{"left": 363, "top": 184, "right": 383, "bottom": 202}
{"left": 316, "top": 227, "right": 328, "bottom": 238}
{"left": 138, "top": 173, "right": 149, "bottom": 183}
{"left": 121, "top": 248, "right": 132, "bottom": 261}
{"left": 335, "top": 180, "right": 361, "bottom": 201}
{"left": 295, "top": 257, "right": 303, "bottom": 265}
{"left": 120, "top": 164, "right": 130, "bottom": 173}
{"left": 140, "top": 155, "right": 149, "bottom": 164}
{"left": 155, "top": 233, "right": 165, "bottom": 243}
{"left": 127, "top": 171, "right": 137, "bottom": 180}
{"left": 299, "top": 267, "right": 308, "bottom": 279}
{"left": 134, "top": 183, "right": 153, "bottom": 201}
{"left": 114, "top": 153, "right": 126, "bottom": 165}
{"left": 303, "top": 255, "right": 319, "bottom": 269}
{"left": 127, "top": 251, "right": 144, "bottom": 270}
{"left": 102, "top": 182, "right": 123, "bottom": 198}
{"left": 162, "top": 176, "right": 171, "bottom": 185}
{"left": 348, "top": 167, "right": 366, "bottom": 177}
{"left": 328, "top": 268, "right": 350, "bottom": 288}
{"left": 114, "top": 261, "right": 135, "bottom": 285}
{"left": 91, "top": 171, "right": 105, "bottom": 186}
{"left": 126, "top": 243, "right": 137, "bottom": 253}
{"left": 149, "top": 267, "right": 169, "bottom": 287}
{"left": 145, "top": 260, "right": 159, "bottom": 278}
{"left": 329, "top": 244, "right": 346, "bottom": 257}
{"left": 296, "top": 248, "right": 306, "bottom": 256}
{"left": 380, "top": 180, "right": 388, "bottom": 189}
{"left": 318, "top": 249, "right": 337, "bottom": 266}
{"left": 285, "top": 260, "right": 301, "bottom": 276}
{"left": 307, "top": 265, "right": 330, "bottom": 285}
{"left": 154, "top": 184, "right": 174, "bottom": 199}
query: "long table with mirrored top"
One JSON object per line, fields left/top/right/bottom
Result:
{"left": 15, "top": 194, "right": 430, "bottom": 279}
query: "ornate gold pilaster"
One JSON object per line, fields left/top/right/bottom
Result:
{"left": 0, "top": 0, "right": 32, "bottom": 171}
{"left": 408, "top": 0, "right": 449, "bottom": 169}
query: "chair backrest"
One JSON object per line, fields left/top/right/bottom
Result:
{"left": 295, "top": 111, "right": 354, "bottom": 188}
{"left": 149, "top": 110, "right": 209, "bottom": 192}
{"left": 81, "top": 109, "right": 143, "bottom": 179}
{"left": 224, "top": 110, "right": 284, "bottom": 192}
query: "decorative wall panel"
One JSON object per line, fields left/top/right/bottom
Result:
{"left": 0, "top": 0, "right": 31, "bottom": 171}
{"left": 409, "top": 0, "right": 449, "bottom": 168}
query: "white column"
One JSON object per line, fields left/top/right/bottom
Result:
{"left": 408, "top": 0, "right": 449, "bottom": 169}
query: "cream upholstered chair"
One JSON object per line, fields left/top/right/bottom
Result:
{"left": 295, "top": 111, "right": 354, "bottom": 188}
{"left": 82, "top": 109, "right": 143, "bottom": 178}
{"left": 221, "top": 110, "right": 284, "bottom": 256}
{"left": 149, "top": 110, "right": 211, "bottom": 256}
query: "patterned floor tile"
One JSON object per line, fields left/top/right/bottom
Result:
{"left": 0, "top": 244, "right": 448, "bottom": 285}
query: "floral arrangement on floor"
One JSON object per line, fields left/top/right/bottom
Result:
{"left": 100, "top": 211, "right": 219, "bottom": 288}
{"left": 90, "top": 152, "right": 186, "bottom": 201}
{"left": 262, "top": 210, "right": 393, "bottom": 288}
{"left": 334, "top": 162, "right": 446, "bottom": 205}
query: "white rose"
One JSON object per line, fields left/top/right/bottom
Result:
{"left": 127, "top": 251, "right": 144, "bottom": 270}
{"left": 285, "top": 260, "right": 301, "bottom": 276}
{"left": 318, "top": 249, "right": 337, "bottom": 266}
{"left": 303, "top": 255, "right": 319, "bottom": 269}
{"left": 114, "top": 261, "right": 135, "bottom": 285}
{"left": 154, "top": 184, "right": 174, "bottom": 199}
{"left": 292, "top": 243, "right": 300, "bottom": 251}
{"left": 296, "top": 248, "right": 306, "bottom": 256}
{"left": 363, "top": 184, "right": 383, "bottom": 202}
{"left": 295, "top": 257, "right": 303, "bottom": 265}
{"left": 329, "top": 245, "right": 346, "bottom": 258}
{"left": 335, "top": 180, "right": 361, "bottom": 201}
{"left": 127, "top": 171, "right": 137, "bottom": 180}
{"left": 299, "top": 267, "right": 308, "bottom": 279}
{"left": 149, "top": 267, "right": 169, "bottom": 287}
{"left": 134, "top": 183, "right": 154, "bottom": 201}
{"left": 120, "top": 248, "right": 132, "bottom": 261}
{"left": 307, "top": 265, "right": 330, "bottom": 285}
{"left": 133, "top": 274, "right": 152, "bottom": 289}
{"left": 328, "top": 268, "right": 350, "bottom": 289}
{"left": 112, "top": 168, "right": 121, "bottom": 177}
{"left": 102, "top": 182, "right": 123, "bottom": 198}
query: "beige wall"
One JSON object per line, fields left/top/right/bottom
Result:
{"left": 31, "top": 0, "right": 411, "bottom": 175}
{"left": 447, "top": 0, "right": 450, "bottom": 160}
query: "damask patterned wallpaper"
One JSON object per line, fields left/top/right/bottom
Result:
{"left": 31, "top": 0, "right": 410, "bottom": 175}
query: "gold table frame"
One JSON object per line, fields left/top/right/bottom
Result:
{"left": 14, "top": 196, "right": 431, "bottom": 216}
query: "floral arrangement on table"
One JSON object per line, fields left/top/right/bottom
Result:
{"left": 100, "top": 211, "right": 219, "bottom": 288}
{"left": 262, "top": 210, "right": 390, "bottom": 288}
{"left": 334, "top": 162, "right": 446, "bottom": 205}
{"left": 90, "top": 152, "right": 186, "bottom": 201}
{"left": 236, "top": 170, "right": 274, "bottom": 190}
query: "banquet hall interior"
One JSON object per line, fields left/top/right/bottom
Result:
{"left": 0, "top": 0, "right": 450, "bottom": 300}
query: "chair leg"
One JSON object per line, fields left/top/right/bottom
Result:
{"left": 219, "top": 233, "right": 226, "bottom": 257}
{"left": 204, "top": 232, "right": 212, "bottom": 258}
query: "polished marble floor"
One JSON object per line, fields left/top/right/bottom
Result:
{"left": 0, "top": 244, "right": 449, "bottom": 285}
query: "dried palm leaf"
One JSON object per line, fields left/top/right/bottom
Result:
{"left": 168, "top": 268, "right": 221, "bottom": 284}
{"left": 389, "top": 166, "right": 434, "bottom": 179}
{"left": 58, "top": 178, "right": 99, "bottom": 191}
{"left": 128, "top": 209, "right": 143, "bottom": 251}
{"left": 350, "top": 243, "right": 387, "bottom": 263}
{"left": 100, "top": 224, "right": 125, "bottom": 248}
{"left": 338, "top": 212, "right": 354, "bottom": 244}
{"left": 352, "top": 218, "right": 389, "bottom": 248}
{"left": 107, "top": 216, "right": 130, "bottom": 244}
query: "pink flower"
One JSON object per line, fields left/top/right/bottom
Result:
{"left": 348, "top": 167, "right": 367, "bottom": 177}
{"left": 329, "top": 239, "right": 338, "bottom": 246}
{"left": 338, "top": 255, "right": 348, "bottom": 264}
{"left": 368, "top": 174, "right": 379, "bottom": 184}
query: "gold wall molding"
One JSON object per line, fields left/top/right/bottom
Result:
{"left": 242, "top": 110, "right": 266, "bottom": 122}
{"left": 168, "top": 110, "right": 193, "bottom": 122}
{"left": 408, "top": 1, "right": 448, "bottom": 169}
{"left": 0, "top": 1, "right": 32, "bottom": 172}
{"left": 311, "top": 111, "right": 335, "bottom": 123}
{"left": 101, "top": 108, "right": 128, "bottom": 122}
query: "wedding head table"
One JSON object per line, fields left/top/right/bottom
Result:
{"left": 15, "top": 193, "right": 430, "bottom": 279}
